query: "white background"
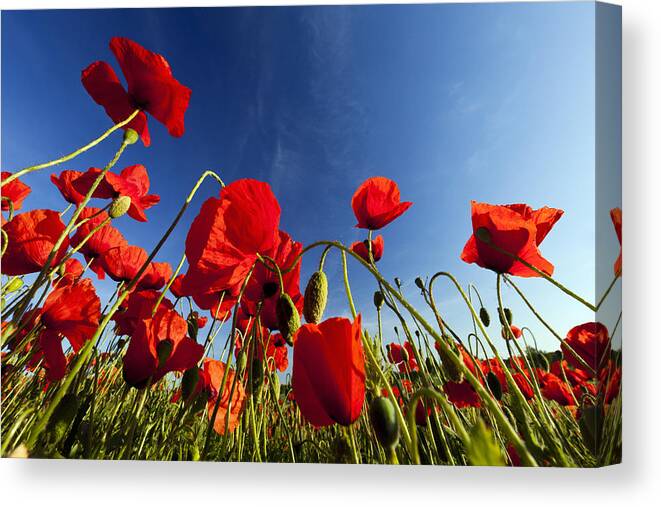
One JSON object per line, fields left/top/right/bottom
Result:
{"left": 1, "top": 0, "right": 659, "bottom": 505}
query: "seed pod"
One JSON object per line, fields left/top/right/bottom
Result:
{"left": 109, "top": 195, "right": 132, "bottom": 219}
{"left": 479, "top": 307, "right": 491, "bottom": 327}
{"left": 373, "top": 291, "right": 385, "bottom": 309}
{"left": 123, "top": 128, "right": 140, "bottom": 145}
{"left": 46, "top": 393, "right": 80, "bottom": 446}
{"left": 414, "top": 277, "right": 425, "bottom": 290}
{"left": 181, "top": 367, "right": 200, "bottom": 402}
{"left": 5, "top": 277, "right": 24, "bottom": 293}
{"left": 156, "top": 340, "right": 174, "bottom": 368}
{"left": 486, "top": 371, "right": 503, "bottom": 401}
{"left": 276, "top": 293, "right": 300, "bottom": 346}
{"left": 499, "top": 308, "right": 513, "bottom": 326}
{"left": 369, "top": 396, "right": 400, "bottom": 450}
{"left": 437, "top": 341, "right": 463, "bottom": 383}
{"left": 303, "top": 271, "right": 328, "bottom": 324}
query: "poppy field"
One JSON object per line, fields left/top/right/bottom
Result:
{"left": 1, "top": 37, "right": 621, "bottom": 466}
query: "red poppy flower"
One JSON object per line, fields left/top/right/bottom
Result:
{"left": 351, "top": 177, "right": 412, "bottom": 230}
{"left": 550, "top": 360, "right": 591, "bottom": 387}
{"left": 122, "top": 305, "right": 204, "bottom": 387}
{"left": 2, "top": 209, "right": 69, "bottom": 276}
{"left": 50, "top": 170, "right": 86, "bottom": 205}
{"left": 561, "top": 322, "right": 610, "bottom": 374}
{"left": 241, "top": 229, "right": 303, "bottom": 330}
{"left": 105, "top": 165, "right": 160, "bottom": 222}
{"left": 71, "top": 167, "right": 116, "bottom": 200}
{"left": 169, "top": 274, "right": 187, "bottom": 298}
{"left": 53, "top": 258, "right": 85, "bottom": 288}
{"left": 82, "top": 37, "right": 191, "bottom": 146}
{"left": 460, "top": 201, "right": 563, "bottom": 277}
{"left": 100, "top": 244, "right": 148, "bottom": 285}
{"left": 184, "top": 179, "right": 280, "bottom": 298}
{"left": 202, "top": 358, "right": 246, "bottom": 435}
{"left": 351, "top": 235, "right": 384, "bottom": 262}
{"left": 113, "top": 289, "right": 172, "bottom": 336}
{"left": 443, "top": 380, "right": 481, "bottom": 408}
{"left": 386, "top": 341, "right": 419, "bottom": 373}
{"left": 540, "top": 374, "right": 575, "bottom": 406}
{"left": 600, "top": 366, "right": 621, "bottom": 404}
{"left": 502, "top": 325, "right": 522, "bottom": 340}
{"left": 610, "top": 208, "right": 622, "bottom": 277}
{"left": 292, "top": 315, "right": 365, "bottom": 427}
{"left": 1, "top": 172, "right": 31, "bottom": 211}
{"left": 71, "top": 207, "right": 128, "bottom": 279}
{"left": 137, "top": 261, "right": 172, "bottom": 291}
{"left": 38, "top": 330, "right": 69, "bottom": 382}
{"left": 512, "top": 372, "right": 534, "bottom": 400}
{"left": 41, "top": 277, "right": 101, "bottom": 351}
{"left": 196, "top": 315, "right": 208, "bottom": 329}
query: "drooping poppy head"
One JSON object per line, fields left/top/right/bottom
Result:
{"left": 351, "top": 177, "right": 412, "bottom": 230}
{"left": 202, "top": 358, "right": 246, "bottom": 435}
{"left": 1, "top": 172, "right": 31, "bottom": 212}
{"left": 241, "top": 229, "right": 303, "bottom": 330}
{"left": 82, "top": 37, "right": 192, "bottom": 145}
{"left": 2, "top": 209, "right": 69, "bottom": 276}
{"left": 71, "top": 207, "right": 128, "bottom": 280}
{"left": 50, "top": 170, "right": 86, "bottom": 205}
{"left": 104, "top": 165, "right": 160, "bottom": 222}
{"left": 100, "top": 244, "right": 148, "bottom": 285}
{"left": 460, "top": 201, "right": 563, "bottom": 277}
{"left": 610, "top": 208, "right": 622, "bottom": 277}
{"left": 41, "top": 277, "right": 101, "bottom": 351}
{"left": 351, "top": 234, "right": 384, "bottom": 262}
{"left": 561, "top": 322, "right": 611, "bottom": 374}
{"left": 122, "top": 305, "right": 203, "bottom": 387}
{"left": 184, "top": 179, "right": 281, "bottom": 297}
{"left": 443, "top": 380, "right": 481, "bottom": 409}
{"left": 292, "top": 315, "right": 365, "bottom": 427}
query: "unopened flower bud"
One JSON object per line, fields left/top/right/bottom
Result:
{"left": 486, "top": 371, "right": 503, "bottom": 401}
{"left": 303, "top": 271, "right": 328, "bottom": 324}
{"left": 270, "top": 371, "right": 281, "bottom": 401}
{"left": 276, "top": 293, "right": 300, "bottom": 346}
{"left": 414, "top": 277, "right": 425, "bottom": 290}
{"left": 373, "top": 291, "right": 385, "bottom": 309}
{"left": 394, "top": 277, "right": 402, "bottom": 288}
{"left": 181, "top": 367, "right": 200, "bottom": 402}
{"left": 476, "top": 227, "right": 491, "bottom": 243}
{"left": 187, "top": 313, "right": 199, "bottom": 341}
{"left": 46, "top": 393, "right": 80, "bottom": 446}
{"left": 499, "top": 308, "right": 513, "bottom": 326}
{"left": 237, "top": 350, "right": 248, "bottom": 373}
{"left": 123, "top": 128, "right": 140, "bottom": 145}
{"left": 109, "top": 195, "right": 131, "bottom": 219}
{"left": 5, "top": 277, "right": 24, "bottom": 293}
{"left": 369, "top": 396, "right": 400, "bottom": 450}
{"left": 438, "top": 340, "right": 464, "bottom": 383}
{"left": 479, "top": 307, "right": 491, "bottom": 327}
{"left": 156, "top": 339, "right": 174, "bottom": 368}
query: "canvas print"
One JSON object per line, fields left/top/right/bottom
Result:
{"left": 1, "top": 2, "right": 621, "bottom": 466}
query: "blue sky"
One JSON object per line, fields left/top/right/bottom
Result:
{"left": 1, "top": 3, "right": 621, "bottom": 359}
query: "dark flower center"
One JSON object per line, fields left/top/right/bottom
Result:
{"left": 262, "top": 281, "right": 278, "bottom": 298}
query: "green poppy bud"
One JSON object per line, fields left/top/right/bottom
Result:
{"left": 486, "top": 371, "right": 503, "bottom": 401}
{"left": 414, "top": 277, "right": 425, "bottom": 290}
{"left": 270, "top": 371, "right": 281, "bottom": 401}
{"left": 438, "top": 341, "right": 464, "bottom": 383}
{"left": 425, "top": 356, "right": 436, "bottom": 374}
{"left": 276, "top": 293, "right": 300, "bottom": 346}
{"left": 109, "top": 195, "right": 132, "bottom": 219}
{"left": 303, "top": 271, "right": 328, "bottom": 324}
{"left": 123, "top": 128, "right": 140, "bottom": 145}
{"left": 237, "top": 350, "right": 248, "bottom": 373}
{"left": 251, "top": 357, "right": 264, "bottom": 394}
{"left": 479, "top": 307, "right": 490, "bottom": 327}
{"left": 369, "top": 396, "right": 400, "bottom": 450}
{"left": 156, "top": 340, "right": 173, "bottom": 368}
{"left": 187, "top": 313, "right": 199, "bottom": 341}
{"left": 373, "top": 291, "right": 385, "bottom": 309}
{"left": 181, "top": 367, "right": 200, "bottom": 402}
{"left": 476, "top": 227, "right": 491, "bottom": 243}
{"left": 394, "top": 277, "right": 402, "bottom": 288}
{"left": 46, "top": 393, "right": 80, "bottom": 446}
{"left": 503, "top": 308, "right": 513, "bottom": 325}
{"left": 5, "top": 277, "right": 24, "bottom": 293}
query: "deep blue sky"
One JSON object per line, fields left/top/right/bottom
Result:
{"left": 1, "top": 3, "right": 621, "bottom": 358}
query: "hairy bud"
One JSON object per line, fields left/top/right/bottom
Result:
{"left": 109, "top": 195, "right": 131, "bottom": 219}
{"left": 123, "top": 128, "right": 140, "bottom": 145}
{"left": 479, "top": 307, "right": 491, "bottom": 327}
{"left": 276, "top": 293, "right": 300, "bottom": 346}
{"left": 369, "top": 396, "right": 400, "bottom": 450}
{"left": 303, "top": 271, "right": 328, "bottom": 324}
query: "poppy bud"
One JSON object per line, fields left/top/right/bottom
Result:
{"left": 187, "top": 314, "right": 199, "bottom": 341}
{"left": 414, "top": 277, "right": 425, "bottom": 290}
{"left": 270, "top": 371, "right": 281, "bottom": 401}
{"left": 237, "top": 350, "right": 248, "bottom": 373}
{"left": 5, "top": 277, "right": 24, "bottom": 293}
{"left": 181, "top": 367, "right": 199, "bottom": 402}
{"left": 156, "top": 339, "right": 174, "bottom": 368}
{"left": 476, "top": 227, "right": 491, "bottom": 243}
{"left": 373, "top": 291, "right": 385, "bottom": 309}
{"left": 479, "top": 307, "right": 490, "bottom": 327}
{"left": 251, "top": 357, "right": 264, "bottom": 394}
{"left": 486, "top": 371, "right": 503, "bottom": 401}
{"left": 303, "top": 271, "right": 328, "bottom": 324}
{"left": 499, "top": 308, "right": 513, "bottom": 325}
{"left": 109, "top": 195, "right": 131, "bottom": 219}
{"left": 438, "top": 341, "right": 463, "bottom": 383}
{"left": 276, "top": 293, "right": 300, "bottom": 346}
{"left": 46, "top": 393, "right": 80, "bottom": 446}
{"left": 399, "top": 345, "right": 409, "bottom": 364}
{"left": 369, "top": 396, "right": 400, "bottom": 450}
{"left": 123, "top": 128, "right": 140, "bottom": 145}
{"left": 394, "top": 277, "right": 402, "bottom": 288}
{"left": 425, "top": 356, "right": 436, "bottom": 374}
